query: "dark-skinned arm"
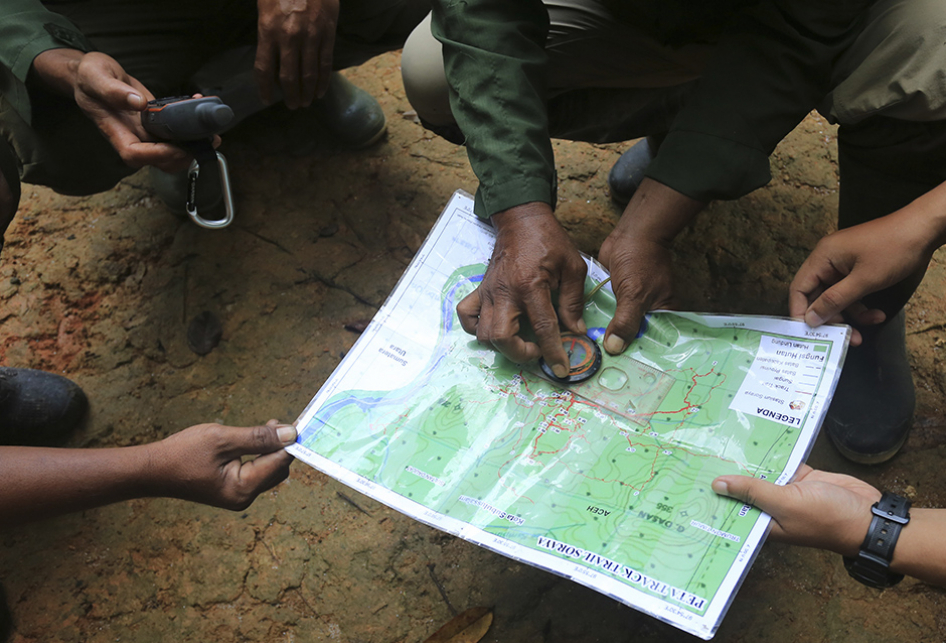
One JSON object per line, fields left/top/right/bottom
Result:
{"left": 435, "top": 0, "right": 586, "bottom": 373}
{"left": 0, "top": 421, "right": 295, "bottom": 525}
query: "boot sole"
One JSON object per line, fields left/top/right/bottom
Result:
{"left": 827, "top": 420, "right": 912, "bottom": 465}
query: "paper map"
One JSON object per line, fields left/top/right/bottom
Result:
{"left": 288, "top": 191, "right": 849, "bottom": 638}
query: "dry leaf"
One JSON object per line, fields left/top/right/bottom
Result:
{"left": 344, "top": 319, "right": 372, "bottom": 333}
{"left": 187, "top": 311, "right": 223, "bottom": 356}
{"left": 422, "top": 606, "right": 493, "bottom": 643}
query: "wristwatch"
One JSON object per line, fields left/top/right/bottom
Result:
{"left": 843, "top": 491, "right": 911, "bottom": 588}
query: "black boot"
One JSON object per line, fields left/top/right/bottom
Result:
{"left": 607, "top": 136, "right": 660, "bottom": 206}
{"left": 0, "top": 367, "right": 88, "bottom": 445}
{"left": 824, "top": 310, "right": 914, "bottom": 464}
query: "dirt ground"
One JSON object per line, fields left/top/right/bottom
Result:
{"left": 1, "top": 51, "right": 945, "bottom": 643}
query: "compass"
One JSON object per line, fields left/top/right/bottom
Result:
{"left": 540, "top": 332, "right": 602, "bottom": 384}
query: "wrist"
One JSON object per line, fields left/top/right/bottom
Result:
{"left": 30, "top": 48, "right": 84, "bottom": 97}
{"left": 843, "top": 491, "right": 911, "bottom": 588}
{"left": 614, "top": 178, "right": 704, "bottom": 245}
{"left": 489, "top": 201, "right": 556, "bottom": 231}
{"left": 135, "top": 440, "right": 174, "bottom": 498}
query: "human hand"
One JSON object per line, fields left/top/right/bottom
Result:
{"left": 456, "top": 202, "right": 588, "bottom": 376}
{"left": 148, "top": 419, "right": 296, "bottom": 511}
{"left": 255, "top": 0, "right": 339, "bottom": 109}
{"left": 713, "top": 465, "right": 881, "bottom": 556}
{"left": 789, "top": 207, "right": 941, "bottom": 345}
{"left": 597, "top": 229, "right": 676, "bottom": 355}
{"left": 31, "top": 50, "right": 193, "bottom": 173}
{"left": 597, "top": 178, "right": 703, "bottom": 355}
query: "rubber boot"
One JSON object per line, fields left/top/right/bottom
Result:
{"left": 306, "top": 72, "right": 387, "bottom": 149}
{"left": 148, "top": 162, "right": 225, "bottom": 219}
{"left": 0, "top": 367, "right": 88, "bottom": 445}
{"left": 824, "top": 310, "right": 914, "bottom": 464}
{"left": 608, "top": 135, "right": 661, "bottom": 206}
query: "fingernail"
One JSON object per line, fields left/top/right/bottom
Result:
{"left": 603, "top": 335, "right": 626, "bottom": 354}
{"left": 711, "top": 478, "right": 728, "bottom": 495}
{"left": 276, "top": 424, "right": 297, "bottom": 445}
{"left": 552, "top": 364, "right": 569, "bottom": 379}
{"left": 805, "top": 310, "right": 824, "bottom": 328}
{"left": 577, "top": 318, "right": 588, "bottom": 334}
{"left": 128, "top": 92, "right": 142, "bottom": 108}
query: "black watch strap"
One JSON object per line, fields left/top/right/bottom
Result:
{"left": 843, "top": 491, "right": 911, "bottom": 588}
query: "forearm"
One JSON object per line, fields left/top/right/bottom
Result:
{"left": 0, "top": 444, "right": 159, "bottom": 525}
{"left": 904, "top": 179, "right": 946, "bottom": 251}
{"left": 889, "top": 508, "right": 946, "bottom": 587}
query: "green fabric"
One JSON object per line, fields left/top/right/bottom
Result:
{"left": 432, "top": 0, "right": 555, "bottom": 219}
{"left": 432, "top": 0, "right": 876, "bottom": 216}
{"left": 0, "top": 0, "right": 93, "bottom": 124}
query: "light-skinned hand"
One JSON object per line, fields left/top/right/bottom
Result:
{"left": 713, "top": 465, "right": 880, "bottom": 556}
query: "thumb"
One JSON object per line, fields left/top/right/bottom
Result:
{"left": 712, "top": 475, "right": 783, "bottom": 513}
{"left": 222, "top": 421, "right": 297, "bottom": 459}
{"left": 803, "top": 276, "right": 868, "bottom": 328}
{"left": 86, "top": 72, "right": 146, "bottom": 111}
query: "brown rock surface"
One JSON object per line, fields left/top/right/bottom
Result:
{"left": 1, "top": 53, "right": 945, "bottom": 642}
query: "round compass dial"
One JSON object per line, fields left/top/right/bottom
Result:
{"left": 540, "top": 332, "right": 602, "bottom": 384}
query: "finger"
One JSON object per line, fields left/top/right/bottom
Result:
{"left": 711, "top": 474, "right": 784, "bottom": 512}
{"left": 603, "top": 288, "right": 647, "bottom": 355}
{"left": 485, "top": 295, "right": 542, "bottom": 365}
{"left": 119, "top": 141, "right": 191, "bottom": 172}
{"left": 788, "top": 260, "right": 829, "bottom": 319}
{"left": 220, "top": 423, "right": 298, "bottom": 460}
{"left": 845, "top": 303, "right": 886, "bottom": 328}
{"left": 804, "top": 275, "right": 874, "bottom": 329}
{"left": 522, "top": 290, "right": 569, "bottom": 376}
{"left": 315, "top": 29, "right": 335, "bottom": 99}
{"left": 300, "top": 35, "right": 321, "bottom": 108}
{"left": 237, "top": 449, "right": 295, "bottom": 496}
{"left": 254, "top": 39, "right": 279, "bottom": 105}
{"left": 791, "top": 464, "right": 814, "bottom": 481}
{"left": 457, "top": 289, "right": 482, "bottom": 335}
{"left": 279, "top": 39, "right": 303, "bottom": 109}
{"left": 556, "top": 260, "right": 588, "bottom": 335}
{"left": 86, "top": 73, "right": 147, "bottom": 112}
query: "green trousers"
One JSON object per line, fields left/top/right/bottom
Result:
{"left": 0, "top": 0, "right": 428, "bottom": 199}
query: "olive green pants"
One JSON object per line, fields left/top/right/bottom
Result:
{"left": 403, "top": 0, "right": 946, "bottom": 316}
{"left": 0, "top": 0, "right": 429, "bottom": 199}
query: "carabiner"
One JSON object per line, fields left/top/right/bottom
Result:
{"left": 186, "top": 151, "right": 235, "bottom": 229}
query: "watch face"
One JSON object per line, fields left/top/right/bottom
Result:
{"left": 843, "top": 554, "right": 904, "bottom": 589}
{"left": 539, "top": 332, "right": 602, "bottom": 384}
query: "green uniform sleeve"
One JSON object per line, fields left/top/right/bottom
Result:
{"left": 0, "top": 0, "right": 93, "bottom": 124}
{"left": 646, "top": 0, "right": 872, "bottom": 201}
{"left": 432, "top": 0, "right": 555, "bottom": 219}
{"left": 1, "top": 0, "right": 93, "bottom": 82}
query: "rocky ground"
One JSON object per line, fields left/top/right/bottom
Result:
{"left": 1, "top": 52, "right": 945, "bottom": 643}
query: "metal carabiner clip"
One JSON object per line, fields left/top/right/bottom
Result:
{"left": 186, "top": 151, "right": 235, "bottom": 229}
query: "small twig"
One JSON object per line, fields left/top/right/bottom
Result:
{"left": 427, "top": 563, "right": 457, "bottom": 615}
{"left": 584, "top": 277, "right": 611, "bottom": 304}
{"left": 908, "top": 322, "right": 946, "bottom": 335}
{"left": 336, "top": 491, "right": 372, "bottom": 516}
{"left": 295, "top": 587, "right": 316, "bottom": 616}
{"left": 262, "top": 537, "right": 280, "bottom": 564}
